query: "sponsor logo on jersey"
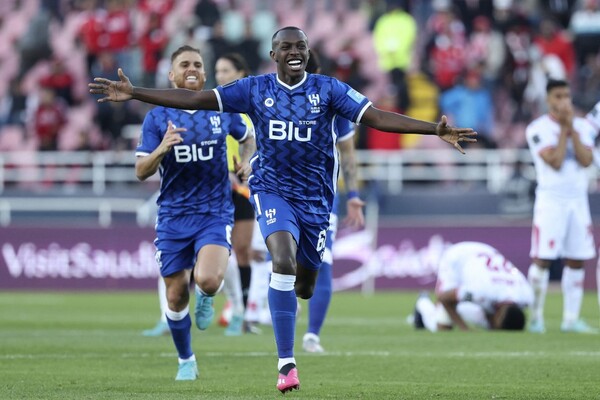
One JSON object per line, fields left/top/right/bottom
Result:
{"left": 264, "top": 98, "right": 274, "bottom": 107}
{"left": 210, "top": 115, "right": 222, "bottom": 134}
{"left": 268, "top": 120, "right": 311, "bottom": 142}
{"left": 174, "top": 144, "right": 214, "bottom": 162}
{"left": 308, "top": 93, "right": 320, "bottom": 113}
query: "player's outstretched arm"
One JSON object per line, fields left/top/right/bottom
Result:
{"left": 361, "top": 106, "right": 477, "bottom": 154}
{"left": 89, "top": 68, "right": 220, "bottom": 111}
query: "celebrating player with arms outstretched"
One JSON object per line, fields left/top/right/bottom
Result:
{"left": 90, "top": 27, "right": 476, "bottom": 393}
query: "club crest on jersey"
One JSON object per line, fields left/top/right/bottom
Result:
{"left": 210, "top": 115, "right": 222, "bottom": 134}
{"left": 308, "top": 93, "right": 320, "bottom": 113}
{"left": 265, "top": 208, "right": 277, "bottom": 225}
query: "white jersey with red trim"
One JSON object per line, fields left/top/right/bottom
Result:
{"left": 525, "top": 114, "right": 595, "bottom": 199}
{"left": 436, "top": 242, "right": 533, "bottom": 314}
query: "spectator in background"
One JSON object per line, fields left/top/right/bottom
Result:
{"left": 372, "top": 0, "right": 416, "bottom": 110}
{"left": 533, "top": 17, "right": 576, "bottom": 80}
{"left": 77, "top": 0, "right": 105, "bottom": 77}
{"left": 440, "top": 67, "right": 495, "bottom": 148}
{"left": 39, "top": 57, "right": 76, "bottom": 106}
{"left": 17, "top": 7, "right": 53, "bottom": 79}
{"left": 467, "top": 16, "right": 506, "bottom": 89}
{"left": 232, "top": 21, "right": 262, "bottom": 74}
{"left": 0, "top": 79, "right": 27, "bottom": 128}
{"left": 139, "top": 12, "right": 169, "bottom": 88}
{"left": 501, "top": 13, "right": 534, "bottom": 122}
{"left": 540, "top": 0, "right": 578, "bottom": 28}
{"left": 332, "top": 40, "right": 369, "bottom": 95}
{"left": 92, "top": 51, "right": 141, "bottom": 149}
{"left": 569, "top": 0, "right": 600, "bottom": 66}
{"left": 31, "top": 86, "right": 67, "bottom": 151}
{"left": 103, "top": 0, "right": 135, "bottom": 81}
{"left": 423, "top": 4, "right": 467, "bottom": 91}
{"left": 194, "top": 0, "right": 221, "bottom": 30}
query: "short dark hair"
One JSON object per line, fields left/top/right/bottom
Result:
{"left": 546, "top": 79, "right": 569, "bottom": 94}
{"left": 171, "top": 45, "right": 201, "bottom": 63}
{"left": 305, "top": 49, "right": 321, "bottom": 74}
{"left": 499, "top": 304, "right": 526, "bottom": 330}
{"left": 217, "top": 53, "right": 250, "bottom": 77}
{"left": 271, "top": 26, "right": 307, "bottom": 49}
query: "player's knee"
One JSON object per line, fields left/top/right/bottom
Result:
{"left": 196, "top": 276, "right": 222, "bottom": 295}
{"left": 166, "top": 289, "right": 189, "bottom": 311}
{"left": 271, "top": 254, "right": 296, "bottom": 275}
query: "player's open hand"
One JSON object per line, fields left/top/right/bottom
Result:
{"left": 436, "top": 115, "right": 478, "bottom": 154}
{"left": 88, "top": 68, "right": 133, "bottom": 103}
{"left": 344, "top": 197, "right": 365, "bottom": 229}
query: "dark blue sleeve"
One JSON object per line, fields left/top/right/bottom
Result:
{"left": 330, "top": 78, "right": 371, "bottom": 124}
{"left": 228, "top": 113, "right": 250, "bottom": 142}
{"left": 215, "top": 77, "right": 253, "bottom": 114}
{"left": 136, "top": 110, "right": 163, "bottom": 155}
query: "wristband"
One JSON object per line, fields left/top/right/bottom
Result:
{"left": 347, "top": 190, "right": 359, "bottom": 200}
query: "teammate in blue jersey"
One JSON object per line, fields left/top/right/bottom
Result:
{"left": 301, "top": 50, "right": 365, "bottom": 354}
{"left": 90, "top": 27, "right": 476, "bottom": 393}
{"left": 134, "top": 45, "right": 255, "bottom": 381}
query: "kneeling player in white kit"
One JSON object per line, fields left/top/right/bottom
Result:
{"left": 415, "top": 242, "right": 533, "bottom": 332}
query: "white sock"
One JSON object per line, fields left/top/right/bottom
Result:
{"left": 246, "top": 259, "right": 272, "bottom": 322}
{"left": 179, "top": 354, "right": 196, "bottom": 364}
{"left": 223, "top": 254, "right": 245, "bottom": 315}
{"left": 561, "top": 266, "right": 585, "bottom": 325}
{"left": 269, "top": 272, "right": 296, "bottom": 291}
{"left": 278, "top": 357, "right": 296, "bottom": 370}
{"left": 196, "top": 281, "right": 224, "bottom": 297}
{"left": 416, "top": 297, "right": 438, "bottom": 332}
{"left": 528, "top": 263, "right": 549, "bottom": 323}
{"left": 165, "top": 305, "right": 189, "bottom": 321}
{"left": 158, "top": 278, "right": 168, "bottom": 323}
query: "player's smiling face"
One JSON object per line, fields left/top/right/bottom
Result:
{"left": 169, "top": 51, "right": 206, "bottom": 91}
{"left": 270, "top": 29, "right": 309, "bottom": 85}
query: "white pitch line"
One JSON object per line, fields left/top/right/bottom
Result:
{"left": 2, "top": 351, "right": 600, "bottom": 360}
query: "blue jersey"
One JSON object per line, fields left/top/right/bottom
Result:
{"left": 214, "top": 72, "right": 370, "bottom": 216}
{"left": 136, "top": 107, "right": 250, "bottom": 217}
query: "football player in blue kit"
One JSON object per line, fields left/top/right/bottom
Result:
{"left": 134, "top": 45, "right": 255, "bottom": 381}
{"left": 90, "top": 27, "right": 476, "bottom": 393}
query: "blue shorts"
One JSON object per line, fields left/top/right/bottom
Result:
{"left": 154, "top": 213, "right": 232, "bottom": 277}
{"left": 250, "top": 192, "right": 329, "bottom": 270}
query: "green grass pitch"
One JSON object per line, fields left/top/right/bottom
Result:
{"left": 1, "top": 290, "right": 599, "bottom": 399}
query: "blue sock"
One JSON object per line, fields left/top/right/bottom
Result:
{"left": 166, "top": 308, "right": 193, "bottom": 360}
{"left": 268, "top": 274, "right": 297, "bottom": 359}
{"left": 308, "top": 261, "right": 332, "bottom": 336}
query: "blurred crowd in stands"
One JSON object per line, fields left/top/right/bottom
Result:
{"left": 0, "top": 0, "right": 599, "bottom": 155}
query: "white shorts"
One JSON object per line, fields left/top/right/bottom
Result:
{"left": 530, "top": 195, "right": 596, "bottom": 260}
